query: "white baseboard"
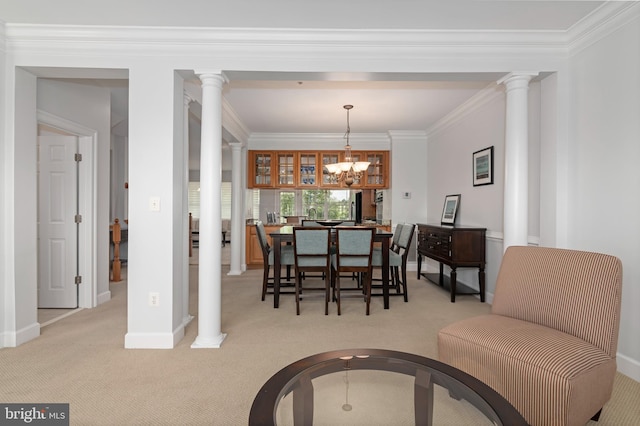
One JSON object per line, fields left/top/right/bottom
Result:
{"left": 97, "top": 290, "right": 111, "bottom": 305}
{"left": 617, "top": 353, "right": 640, "bottom": 382}
{"left": 1, "top": 322, "right": 40, "bottom": 347}
{"left": 124, "top": 324, "right": 185, "bottom": 349}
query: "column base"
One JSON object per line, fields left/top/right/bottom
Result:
{"left": 227, "top": 269, "right": 242, "bottom": 276}
{"left": 191, "top": 333, "right": 227, "bottom": 349}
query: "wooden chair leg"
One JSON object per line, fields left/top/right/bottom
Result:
{"left": 262, "top": 265, "right": 271, "bottom": 301}
{"left": 591, "top": 408, "right": 603, "bottom": 422}
{"left": 335, "top": 274, "right": 341, "bottom": 315}
{"left": 365, "top": 273, "right": 372, "bottom": 315}
{"left": 402, "top": 265, "right": 408, "bottom": 302}
{"left": 324, "top": 267, "right": 330, "bottom": 315}
{"left": 295, "top": 270, "right": 301, "bottom": 315}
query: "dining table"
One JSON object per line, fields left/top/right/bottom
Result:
{"left": 269, "top": 225, "right": 394, "bottom": 310}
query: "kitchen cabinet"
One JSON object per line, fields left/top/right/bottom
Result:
{"left": 248, "top": 150, "right": 389, "bottom": 189}
{"left": 319, "top": 152, "right": 342, "bottom": 188}
{"left": 276, "top": 153, "right": 295, "bottom": 187}
{"left": 365, "top": 152, "right": 387, "bottom": 188}
{"left": 249, "top": 151, "right": 274, "bottom": 188}
{"left": 297, "top": 153, "right": 318, "bottom": 187}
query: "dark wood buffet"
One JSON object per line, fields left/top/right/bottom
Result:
{"left": 416, "top": 224, "right": 486, "bottom": 303}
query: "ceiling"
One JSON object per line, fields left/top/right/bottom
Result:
{"left": 2, "top": 1, "right": 610, "bottom": 167}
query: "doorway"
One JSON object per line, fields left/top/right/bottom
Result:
{"left": 36, "top": 113, "right": 97, "bottom": 324}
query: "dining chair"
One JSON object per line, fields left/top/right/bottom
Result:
{"left": 330, "top": 227, "right": 375, "bottom": 315}
{"left": 301, "top": 220, "right": 321, "bottom": 226}
{"left": 256, "top": 221, "right": 294, "bottom": 301}
{"left": 372, "top": 223, "right": 414, "bottom": 302}
{"left": 293, "top": 227, "right": 332, "bottom": 315}
{"left": 371, "top": 223, "right": 403, "bottom": 285}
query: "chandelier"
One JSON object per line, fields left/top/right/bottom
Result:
{"left": 324, "top": 105, "right": 370, "bottom": 186}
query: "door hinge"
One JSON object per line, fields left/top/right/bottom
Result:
{"left": 75, "top": 275, "right": 82, "bottom": 285}
{"left": 75, "top": 214, "right": 82, "bottom": 223}
{"left": 75, "top": 153, "right": 82, "bottom": 162}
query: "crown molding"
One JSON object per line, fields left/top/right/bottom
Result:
{"left": 567, "top": 1, "right": 640, "bottom": 54}
{"left": 247, "top": 132, "right": 390, "bottom": 151}
{"left": 3, "top": 23, "right": 571, "bottom": 58}
{"left": 387, "top": 131, "right": 427, "bottom": 142}
{"left": 222, "top": 98, "right": 250, "bottom": 144}
{"left": 426, "top": 82, "right": 504, "bottom": 139}
{"left": 3, "top": 4, "right": 636, "bottom": 60}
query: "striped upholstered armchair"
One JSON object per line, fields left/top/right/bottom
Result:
{"left": 438, "top": 246, "right": 622, "bottom": 426}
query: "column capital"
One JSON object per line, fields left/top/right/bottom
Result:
{"left": 228, "top": 141, "right": 245, "bottom": 150}
{"left": 183, "top": 91, "right": 194, "bottom": 106}
{"left": 195, "top": 71, "right": 228, "bottom": 86}
{"left": 497, "top": 72, "right": 539, "bottom": 89}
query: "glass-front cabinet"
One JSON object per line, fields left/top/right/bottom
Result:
{"left": 250, "top": 151, "right": 274, "bottom": 188}
{"left": 248, "top": 150, "right": 389, "bottom": 189}
{"left": 297, "top": 153, "right": 318, "bottom": 187}
{"left": 366, "top": 152, "right": 387, "bottom": 188}
{"left": 320, "top": 152, "right": 342, "bottom": 188}
{"left": 277, "top": 153, "right": 295, "bottom": 186}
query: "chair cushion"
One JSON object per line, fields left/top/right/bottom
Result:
{"left": 438, "top": 314, "right": 616, "bottom": 426}
{"left": 371, "top": 249, "right": 402, "bottom": 267}
{"left": 331, "top": 254, "right": 370, "bottom": 268}
{"left": 298, "top": 256, "right": 329, "bottom": 268}
{"left": 267, "top": 245, "right": 295, "bottom": 266}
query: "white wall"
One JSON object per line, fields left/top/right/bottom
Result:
{"left": 566, "top": 14, "right": 640, "bottom": 379}
{"left": 0, "top": 22, "right": 7, "bottom": 342}
{"left": 389, "top": 131, "right": 428, "bottom": 263}
{"left": 5, "top": 68, "right": 39, "bottom": 346}
{"left": 425, "top": 85, "right": 506, "bottom": 298}
{"left": 37, "top": 79, "right": 112, "bottom": 304}
{"left": 124, "top": 65, "right": 186, "bottom": 348}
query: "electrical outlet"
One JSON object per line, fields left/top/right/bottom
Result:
{"left": 402, "top": 191, "right": 411, "bottom": 199}
{"left": 149, "top": 292, "right": 160, "bottom": 307}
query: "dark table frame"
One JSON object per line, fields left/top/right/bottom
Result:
{"left": 269, "top": 226, "right": 393, "bottom": 310}
{"left": 249, "top": 348, "right": 527, "bottom": 426}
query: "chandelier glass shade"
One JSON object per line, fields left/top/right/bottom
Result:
{"left": 325, "top": 105, "right": 370, "bottom": 186}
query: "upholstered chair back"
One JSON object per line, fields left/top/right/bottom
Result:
{"left": 492, "top": 246, "right": 623, "bottom": 357}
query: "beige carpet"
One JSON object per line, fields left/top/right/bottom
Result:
{"left": 5, "top": 265, "right": 640, "bottom": 425}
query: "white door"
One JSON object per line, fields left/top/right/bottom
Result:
{"left": 38, "top": 135, "right": 79, "bottom": 308}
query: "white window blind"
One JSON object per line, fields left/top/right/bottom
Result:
{"left": 188, "top": 182, "right": 200, "bottom": 218}
{"left": 221, "top": 182, "right": 231, "bottom": 220}
{"left": 189, "top": 181, "right": 232, "bottom": 220}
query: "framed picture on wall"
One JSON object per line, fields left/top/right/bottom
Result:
{"left": 441, "top": 194, "right": 460, "bottom": 225}
{"left": 473, "top": 146, "right": 494, "bottom": 186}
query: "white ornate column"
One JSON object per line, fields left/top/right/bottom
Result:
{"left": 191, "top": 72, "right": 227, "bottom": 348}
{"left": 182, "top": 91, "right": 194, "bottom": 327}
{"left": 498, "top": 72, "right": 538, "bottom": 252}
{"left": 227, "top": 142, "right": 244, "bottom": 276}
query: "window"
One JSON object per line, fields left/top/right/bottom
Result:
{"left": 221, "top": 182, "right": 231, "bottom": 220}
{"left": 301, "top": 190, "right": 327, "bottom": 219}
{"left": 301, "top": 189, "right": 351, "bottom": 220}
{"left": 189, "top": 181, "right": 232, "bottom": 220}
{"left": 327, "top": 190, "right": 351, "bottom": 219}
{"left": 279, "top": 191, "right": 295, "bottom": 218}
{"left": 188, "top": 182, "right": 200, "bottom": 218}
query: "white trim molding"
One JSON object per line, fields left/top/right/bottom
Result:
{"left": 426, "top": 82, "right": 504, "bottom": 139}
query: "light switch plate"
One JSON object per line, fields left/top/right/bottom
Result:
{"left": 149, "top": 197, "right": 161, "bottom": 212}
